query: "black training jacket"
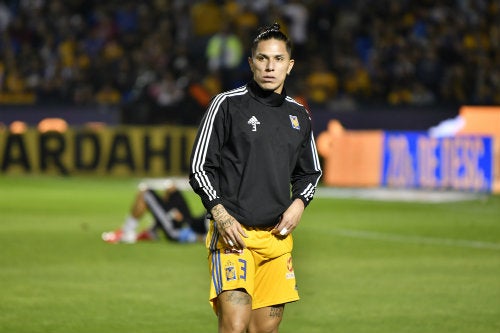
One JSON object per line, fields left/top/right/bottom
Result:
{"left": 189, "top": 80, "right": 322, "bottom": 227}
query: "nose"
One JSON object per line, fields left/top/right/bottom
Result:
{"left": 265, "top": 59, "right": 274, "bottom": 71}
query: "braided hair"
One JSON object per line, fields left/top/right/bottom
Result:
{"left": 251, "top": 23, "right": 292, "bottom": 56}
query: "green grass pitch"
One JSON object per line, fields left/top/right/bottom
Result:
{"left": 0, "top": 175, "right": 499, "bottom": 333}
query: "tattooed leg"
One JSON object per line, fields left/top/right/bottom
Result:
{"left": 248, "top": 304, "right": 285, "bottom": 333}
{"left": 268, "top": 305, "right": 284, "bottom": 319}
{"left": 217, "top": 290, "right": 252, "bottom": 333}
{"left": 221, "top": 290, "right": 252, "bottom": 306}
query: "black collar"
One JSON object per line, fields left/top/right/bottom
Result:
{"left": 248, "top": 80, "right": 286, "bottom": 107}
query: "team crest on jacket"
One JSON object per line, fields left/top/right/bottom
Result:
{"left": 289, "top": 115, "right": 300, "bottom": 130}
{"left": 248, "top": 116, "right": 260, "bottom": 132}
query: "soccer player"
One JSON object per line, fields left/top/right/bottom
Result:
{"left": 102, "top": 182, "right": 207, "bottom": 244}
{"left": 189, "top": 23, "right": 322, "bottom": 333}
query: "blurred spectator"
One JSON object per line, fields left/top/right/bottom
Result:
{"left": 305, "top": 56, "right": 338, "bottom": 107}
{"left": 225, "top": 1, "right": 259, "bottom": 47}
{"left": 343, "top": 59, "right": 372, "bottom": 100}
{"left": 189, "top": 0, "right": 223, "bottom": 70}
{"left": 205, "top": 21, "right": 244, "bottom": 90}
{"left": 280, "top": 0, "right": 309, "bottom": 60}
{"left": 95, "top": 82, "right": 121, "bottom": 106}
{"left": 387, "top": 85, "right": 412, "bottom": 106}
{"left": 4, "top": 63, "right": 25, "bottom": 94}
{"left": 0, "top": 3, "right": 11, "bottom": 31}
{"left": 190, "top": 0, "right": 223, "bottom": 38}
{"left": 308, "top": 0, "right": 336, "bottom": 57}
{"left": 147, "top": 70, "right": 186, "bottom": 123}
{"left": 409, "top": 82, "right": 436, "bottom": 106}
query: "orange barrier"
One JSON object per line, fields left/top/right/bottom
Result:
{"left": 458, "top": 106, "right": 500, "bottom": 137}
{"left": 317, "top": 120, "right": 383, "bottom": 187}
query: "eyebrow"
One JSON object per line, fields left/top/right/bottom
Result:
{"left": 254, "top": 53, "right": 286, "bottom": 59}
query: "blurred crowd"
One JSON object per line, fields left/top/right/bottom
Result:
{"left": 0, "top": 0, "right": 499, "bottom": 125}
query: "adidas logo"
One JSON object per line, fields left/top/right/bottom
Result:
{"left": 248, "top": 116, "right": 261, "bottom": 132}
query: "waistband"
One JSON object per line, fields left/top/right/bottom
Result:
{"left": 244, "top": 225, "right": 275, "bottom": 232}
{"left": 211, "top": 219, "right": 276, "bottom": 232}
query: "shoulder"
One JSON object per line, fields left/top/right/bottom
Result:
{"left": 204, "top": 86, "right": 249, "bottom": 120}
{"left": 212, "top": 85, "right": 249, "bottom": 106}
{"left": 285, "top": 96, "right": 311, "bottom": 120}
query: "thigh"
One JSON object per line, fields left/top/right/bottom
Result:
{"left": 248, "top": 304, "right": 285, "bottom": 333}
{"left": 208, "top": 248, "right": 256, "bottom": 314}
{"left": 143, "top": 190, "right": 166, "bottom": 221}
{"left": 252, "top": 252, "right": 300, "bottom": 309}
{"left": 217, "top": 290, "right": 253, "bottom": 333}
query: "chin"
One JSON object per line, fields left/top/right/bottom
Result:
{"left": 258, "top": 82, "right": 279, "bottom": 92}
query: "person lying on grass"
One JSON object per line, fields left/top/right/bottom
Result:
{"left": 102, "top": 182, "right": 207, "bottom": 244}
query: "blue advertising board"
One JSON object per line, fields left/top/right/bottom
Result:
{"left": 382, "top": 132, "right": 493, "bottom": 192}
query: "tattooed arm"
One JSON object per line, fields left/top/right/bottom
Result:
{"left": 211, "top": 204, "right": 248, "bottom": 249}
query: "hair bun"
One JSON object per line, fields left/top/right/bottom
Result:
{"left": 269, "top": 23, "right": 280, "bottom": 32}
{"left": 252, "top": 22, "right": 289, "bottom": 48}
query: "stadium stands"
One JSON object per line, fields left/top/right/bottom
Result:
{"left": 0, "top": 0, "right": 498, "bottom": 126}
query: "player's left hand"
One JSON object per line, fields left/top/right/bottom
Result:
{"left": 272, "top": 199, "right": 305, "bottom": 236}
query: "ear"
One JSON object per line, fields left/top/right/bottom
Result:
{"left": 248, "top": 56, "right": 254, "bottom": 72}
{"left": 287, "top": 59, "right": 295, "bottom": 75}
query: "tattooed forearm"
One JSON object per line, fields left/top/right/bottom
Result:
{"left": 269, "top": 305, "right": 284, "bottom": 318}
{"left": 211, "top": 204, "right": 234, "bottom": 229}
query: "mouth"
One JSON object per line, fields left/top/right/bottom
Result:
{"left": 262, "top": 76, "right": 275, "bottom": 82}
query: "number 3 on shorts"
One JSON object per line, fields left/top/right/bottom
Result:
{"left": 238, "top": 259, "right": 247, "bottom": 280}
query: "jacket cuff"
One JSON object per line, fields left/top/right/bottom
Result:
{"left": 204, "top": 197, "right": 223, "bottom": 213}
{"left": 292, "top": 195, "right": 310, "bottom": 208}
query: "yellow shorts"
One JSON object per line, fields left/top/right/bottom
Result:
{"left": 206, "top": 220, "right": 300, "bottom": 312}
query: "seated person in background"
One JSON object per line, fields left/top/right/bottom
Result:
{"left": 102, "top": 181, "right": 207, "bottom": 244}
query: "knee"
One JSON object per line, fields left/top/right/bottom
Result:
{"left": 247, "top": 321, "right": 280, "bottom": 333}
{"left": 219, "top": 318, "right": 248, "bottom": 333}
{"left": 136, "top": 189, "right": 147, "bottom": 202}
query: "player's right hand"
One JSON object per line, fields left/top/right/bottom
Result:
{"left": 211, "top": 204, "right": 248, "bottom": 249}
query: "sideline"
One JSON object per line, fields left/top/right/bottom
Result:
{"left": 315, "top": 187, "right": 485, "bottom": 203}
{"left": 331, "top": 228, "right": 500, "bottom": 251}
{"left": 139, "top": 177, "right": 192, "bottom": 191}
